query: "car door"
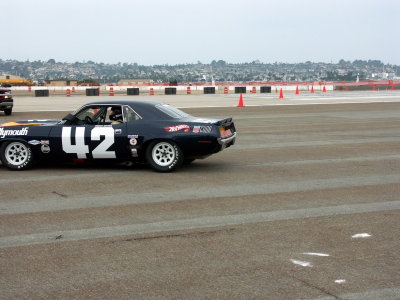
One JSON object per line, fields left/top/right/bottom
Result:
{"left": 47, "top": 105, "right": 130, "bottom": 161}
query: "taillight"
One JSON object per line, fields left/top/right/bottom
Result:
{"left": 219, "top": 128, "right": 233, "bottom": 138}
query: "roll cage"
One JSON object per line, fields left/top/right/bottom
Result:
{"left": 61, "top": 104, "right": 142, "bottom": 125}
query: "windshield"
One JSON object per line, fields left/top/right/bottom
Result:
{"left": 156, "top": 104, "right": 189, "bottom": 119}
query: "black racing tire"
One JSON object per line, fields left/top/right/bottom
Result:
{"left": 146, "top": 140, "right": 183, "bottom": 172}
{"left": 0, "top": 141, "right": 34, "bottom": 170}
{"left": 4, "top": 108, "right": 12, "bottom": 116}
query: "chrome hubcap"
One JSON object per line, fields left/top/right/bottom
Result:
{"left": 152, "top": 142, "right": 175, "bottom": 166}
{"left": 5, "top": 142, "right": 29, "bottom": 166}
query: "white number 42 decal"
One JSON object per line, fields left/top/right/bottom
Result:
{"left": 62, "top": 127, "right": 116, "bottom": 159}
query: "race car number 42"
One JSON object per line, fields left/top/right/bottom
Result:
{"left": 62, "top": 127, "right": 116, "bottom": 159}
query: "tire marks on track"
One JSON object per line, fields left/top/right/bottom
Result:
{"left": 1, "top": 201, "right": 399, "bottom": 248}
{"left": 1, "top": 174, "right": 399, "bottom": 215}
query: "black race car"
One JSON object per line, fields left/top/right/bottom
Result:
{"left": 0, "top": 100, "right": 236, "bottom": 172}
{"left": 0, "top": 86, "right": 13, "bottom": 116}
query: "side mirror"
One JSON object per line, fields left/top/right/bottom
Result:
{"left": 62, "top": 113, "right": 78, "bottom": 124}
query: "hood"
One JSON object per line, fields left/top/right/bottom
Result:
{"left": 1, "top": 119, "right": 61, "bottom": 127}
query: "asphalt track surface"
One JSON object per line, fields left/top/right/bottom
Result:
{"left": 0, "top": 92, "right": 400, "bottom": 299}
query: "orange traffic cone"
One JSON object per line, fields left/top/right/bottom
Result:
{"left": 279, "top": 88, "right": 284, "bottom": 99}
{"left": 237, "top": 93, "right": 245, "bottom": 107}
{"left": 295, "top": 86, "right": 299, "bottom": 95}
{"left": 322, "top": 86, "right": 327, "bottom": 92}
{"left": 311, "top": 86, "right": 314, "bottom": 93}
{"left": 391, "top": 85, "right": 395, "bottom": 91}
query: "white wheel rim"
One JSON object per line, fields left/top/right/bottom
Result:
{"left": 5, "top": 142, "right": 29, "bottom": 166}
{"left": 152, "top": 142, "right": 175, "bottom": 167}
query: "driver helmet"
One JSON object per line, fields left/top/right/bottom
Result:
{"left": 109, "top": 107, "right": 123, "bottom": 122}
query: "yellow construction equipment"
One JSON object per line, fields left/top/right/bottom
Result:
{"left": 0, "top": 74, "right": 33, "bottom": 86}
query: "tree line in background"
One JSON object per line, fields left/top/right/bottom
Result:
{"left": 0, "top": 59, "right": 398, "bottom": 84}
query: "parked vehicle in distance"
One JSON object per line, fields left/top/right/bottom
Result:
{"left": 0, "top": 85, "right": 13, "bottom": 116}
{"left": 0, "top": 100, "right": 236, "bottom": 172}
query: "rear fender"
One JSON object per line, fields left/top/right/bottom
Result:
{"left": 142, "top": 138, "right": 181, "bottom": 154}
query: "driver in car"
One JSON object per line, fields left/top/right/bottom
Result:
{"left": 109, "top": 107, "right": 123, "bottom": 124}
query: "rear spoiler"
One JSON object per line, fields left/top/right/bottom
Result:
{"left": 215, "top": 118, "right": 233, "bottom": 127}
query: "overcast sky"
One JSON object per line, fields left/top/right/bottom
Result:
{"left": 3, "top": 0, "right": 399, "bottom": 65}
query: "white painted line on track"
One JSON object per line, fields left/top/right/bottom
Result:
{"left": 11, "top": 99, "right": 400, "bottom": 112}
{"left": 178, "top": 100, "right": 400, "bottom": 108}
{"left": 334, "top": 279, "right": 346, "bottom": 284}
{"left": 352, "top": 233, "right": 372, "bottom": 238}
{"left": 308, "top": 287, "right": 400, "bottom": 300}
{"left": 302, "top": 253, "right": 330, "bottom": 257}
{"left": 234, "top": 139, "right": 400, "bottom": 150}
{"left": 12, "top": 109, "right": 68, "bottom": 112}
{"left": 291, "top": 259, "right": 313, "bottom": 267}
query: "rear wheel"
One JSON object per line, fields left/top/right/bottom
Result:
{"left": 146, "top": 140, "right": 183, "bottom": 172}
{"left": 4, "top": 108, "right": 12, "bottom": 116}
{"left": 0, "top": 141, "right": 34, "bottom": 170}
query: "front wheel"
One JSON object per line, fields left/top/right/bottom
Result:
{"left": 0, "top": 141, "right": 34, "bottom": 170}
{"left": 146, "top": 140, "right": 183, "bottom": 172}
{"left": 4, "top": 108, "right": 12, "bottom": 116}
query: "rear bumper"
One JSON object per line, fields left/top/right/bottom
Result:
{"left": 217, "top": 132, "right": 237, "bottom": 150}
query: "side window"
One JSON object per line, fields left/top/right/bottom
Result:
{"left": 72, "top": 105, "right": 141, "bottom": 125}
{"left": 75, "top": 106, "right": 102, "bottom": 122}
{"left": 107, "top": 106, "right": 124, "bottom": 124}
{"left": 123, "top": 105, "right": 142, "bottom": 122}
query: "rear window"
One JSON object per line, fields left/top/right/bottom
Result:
{"left": 155, "top": 104, "right": 189, "bottom": 119}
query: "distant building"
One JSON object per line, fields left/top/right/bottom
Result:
{"left": 118, "top": 79, "right": 152, "bottom": 85}
{"left": 45, "top": 80, "right": 78, "bottom": 86}
{"left": 370, "top": 72, "right": 396, "bottom": 80}
{"left": 0, "top": 74, "right": 33, "bottom": 86}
